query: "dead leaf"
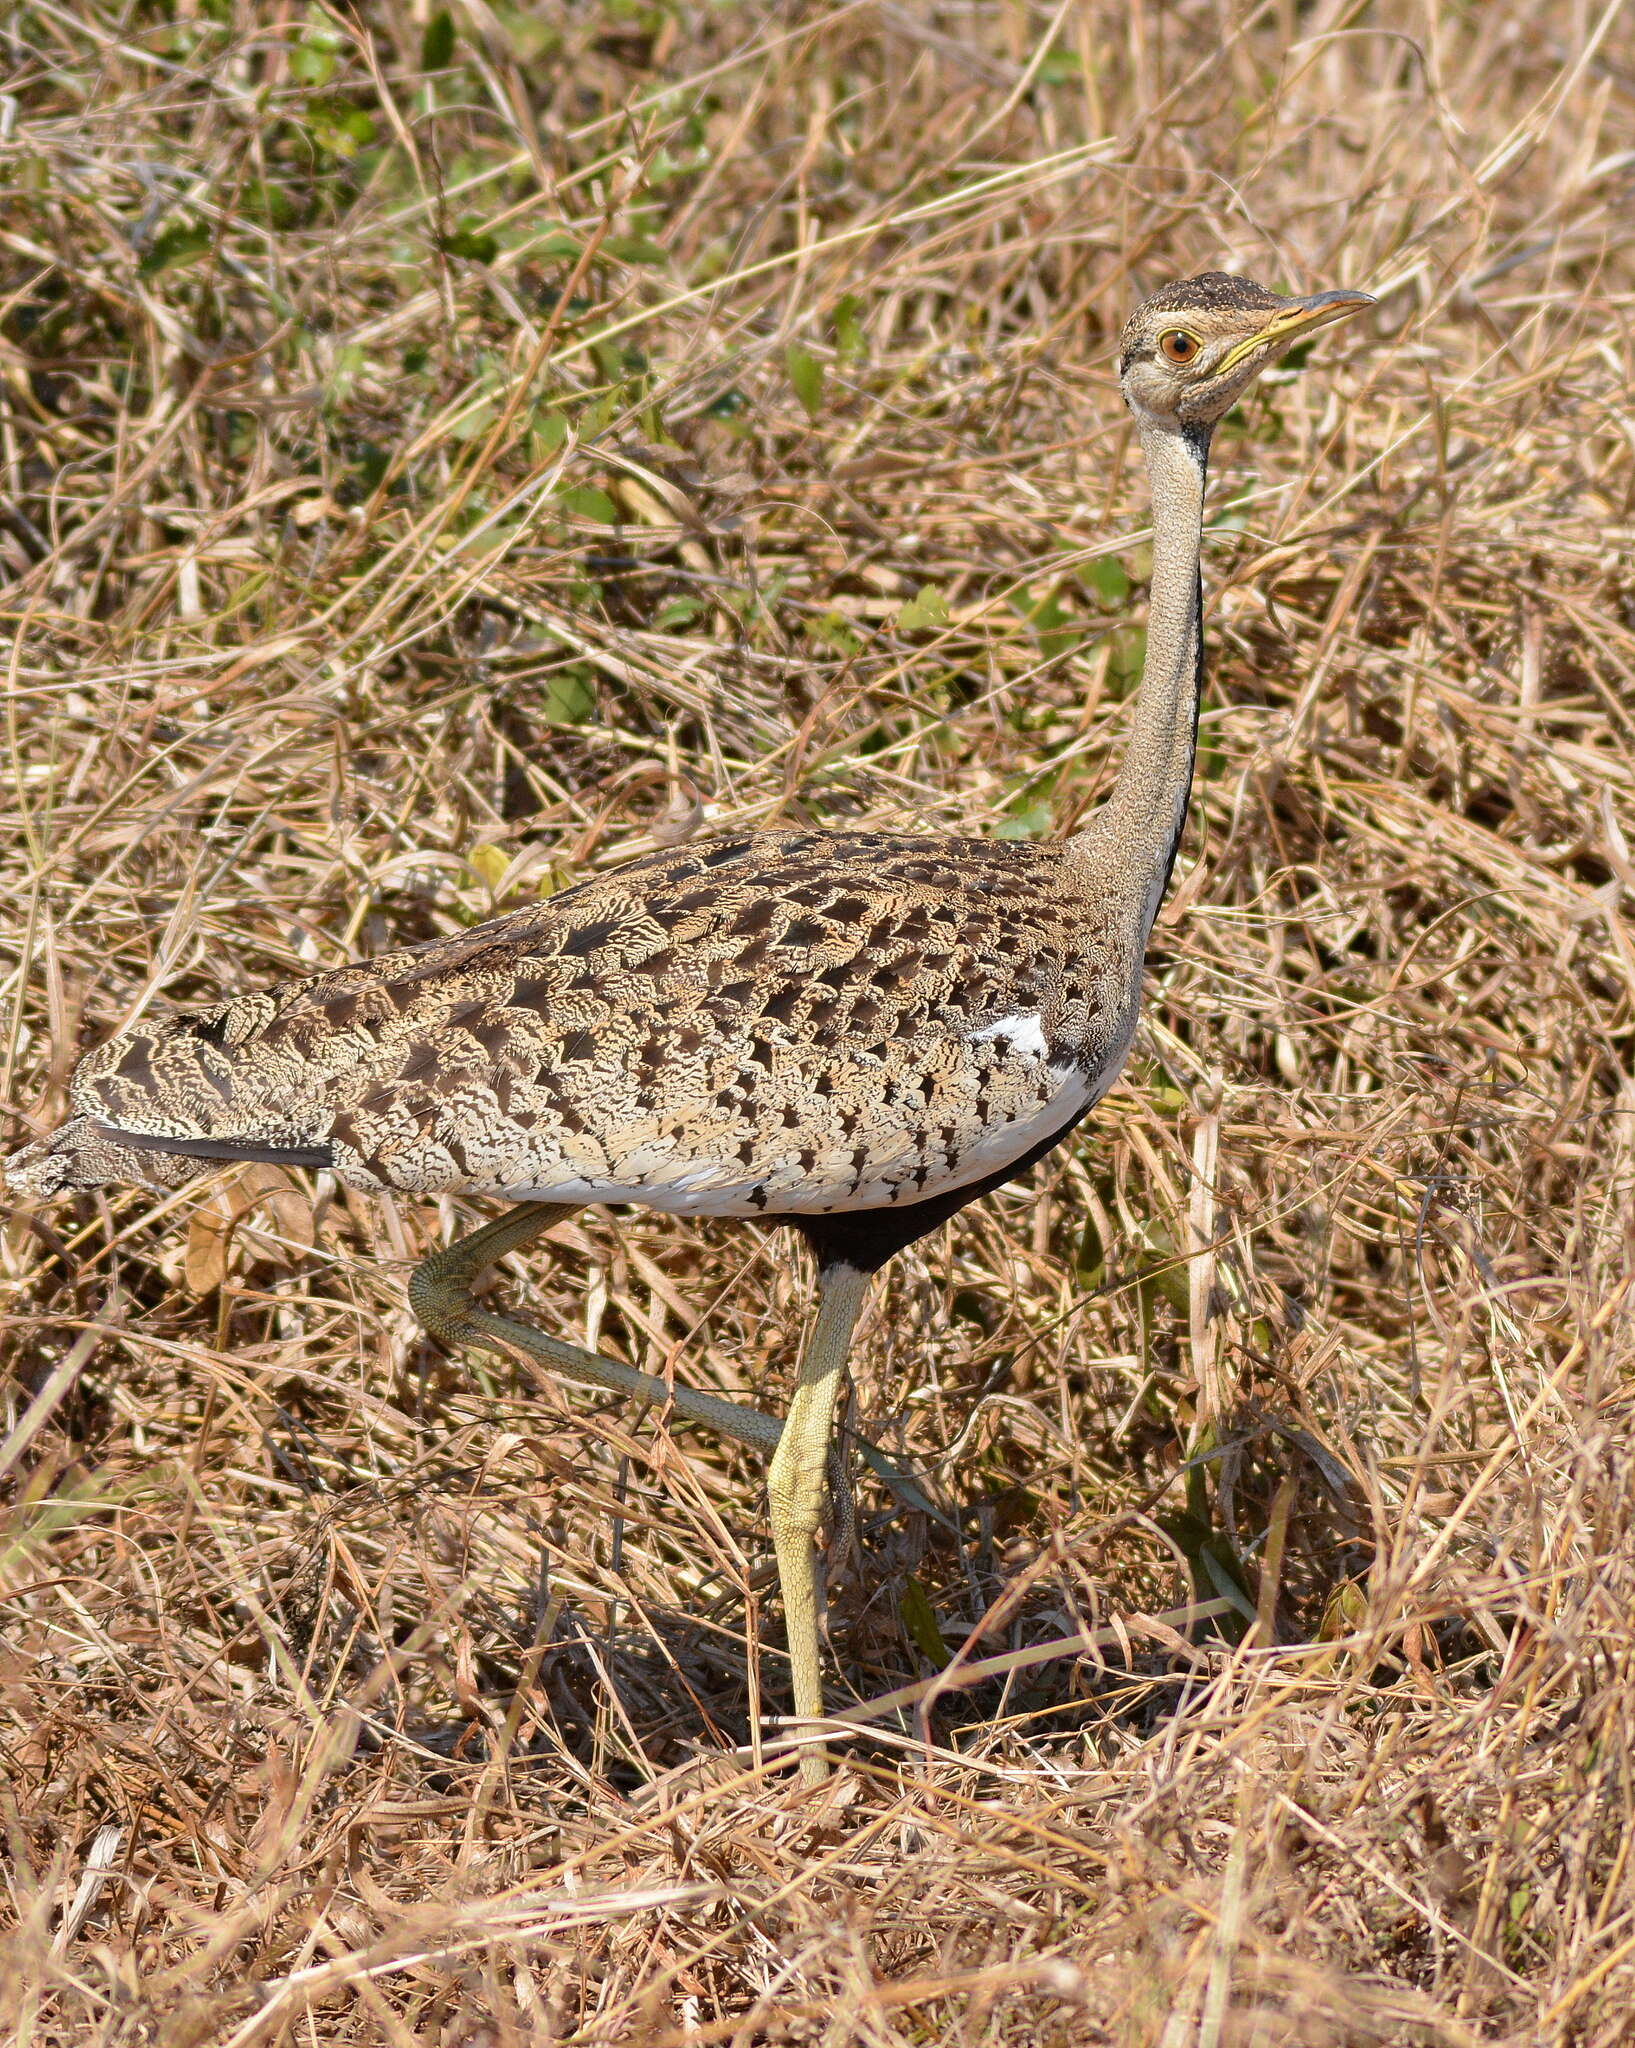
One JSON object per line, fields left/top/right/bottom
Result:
{"left": 179, "top": 1167, "right": 313, "bottom": 1294}
{"left": 183, "top": 1195, "right": 234, "bottom": 1296}
{"left": 234, "top": 1164, "right": 315, "bottom": 1265}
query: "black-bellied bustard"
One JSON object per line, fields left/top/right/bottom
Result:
{"left": 7, "top": 275, "right": 1371, "bottom": 1783}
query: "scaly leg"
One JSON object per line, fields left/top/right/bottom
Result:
{"left": 411, "top": 1206, "right": 878, "bottom": 1770}
{"left": 766, "top": 1260, "right": 872, "bottom": 1787}
{"left": 406, "top": 1202, "right": 787, "bottom": 1458}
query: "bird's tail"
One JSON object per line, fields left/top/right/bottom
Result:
{"left": 4, "top": 1116, "right": 208, "bottom": 1198}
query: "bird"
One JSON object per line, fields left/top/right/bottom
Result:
{"left": 6, "top": 273, "right": 1371, "bottom": 1785}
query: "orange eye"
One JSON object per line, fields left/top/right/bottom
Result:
{"left": 1160, "top": 330, "right": 1201, "bottom": 364}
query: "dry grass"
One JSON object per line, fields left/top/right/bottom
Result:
{"left": 2, "top": 1, "right": 1634, "bottom": 2040}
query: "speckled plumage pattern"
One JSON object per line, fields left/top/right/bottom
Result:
{"left": 9, "top": 828, "right": 1141, "bottom": 1218}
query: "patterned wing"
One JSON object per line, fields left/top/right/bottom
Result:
{"left": 49, "top": 830, "right": 1121, "bottom": 1216}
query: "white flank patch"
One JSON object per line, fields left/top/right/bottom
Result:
{"left": 968, "top": 1011, "right": 1050, "bottom": 1061}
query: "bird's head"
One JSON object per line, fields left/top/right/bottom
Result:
{"left": 1118, "top": 273, "right": 1373, "bottom": 439}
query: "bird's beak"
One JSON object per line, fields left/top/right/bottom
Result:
{"left": 1216, "top": 288, "right": 1375, "bottom": 377}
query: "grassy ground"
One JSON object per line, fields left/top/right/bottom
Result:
{"left": 2, "top": 2, "right": 1634, "bottom": 2041}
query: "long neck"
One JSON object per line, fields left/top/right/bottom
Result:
{"left": 1075, "top": 419, "right": 1209, "bottom": 933}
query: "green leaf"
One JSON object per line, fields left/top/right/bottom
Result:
{"left": 899, "top": 1576, "right": 950, "bottom": 1670}
{"left": 994, "top": 801, "right": 1052, "bottom": 841}
{"left": 1078, "top": 554, "right": 1131, "bottom": 606}
{"left": 831, "top": 293, "right": 865, "bottom": 360}
{"left": 807, "top": 611, "right": 860, "bottom": 655}
{"left": 139, "top": 222, "right": 212, "bottom": 278}
{"left": 1199, "top": 1539, "right": 1258, "bottom": 1624}
{"left": 446, "top": 400, "right": 497, "bottom": 442}
{"left": 1107, "top": 624, "right": 1146, "bottom": 697}
{"left": 457, "top": 515, "right": 526, "bottom": 556}
{"left": 306, "top": 100, "right": 376, "bottom": 158}
{"left": 1074, "top": 1209, "right": 1106, "bottom": 1288}
{"left": 467, "top": 841, "right": 509, "bottom": 892}
{"left": 606, "top": 235, "right": 666, "bottom": 265}
{"left": 531, "top": 410, "right": 569, "bottom": 455}
{"left": 654, "top": 595, "right": 703, "bottom": 629}
{"left": 441, "top": 225, "right": 498, "bottom": 263}
{"left": 289, "top": 38, "right": 336, "bottom": 87}
{"left": 896, "top": 584, "right": 950, "bottom": 633}
{"left": 1137, "top": 1231, "right": 1191, "bottom": 1317}
{"left": 556, "top": 484, "right": 618, "bottom": 523}
{"left": 540, "top": 669, "right": 597, "bottom": 726}
{"left": 420, "top": 9, "right": 456, "bottom": 69}
{"left": 1024, "top": 586, "right": 1081, "bottom": 659}
{"left": 531, "top": 231, "right": 582, "bottom": 262}
{"left": 784, "top": 343, "right": 823, "bottom": 418}
{"left": 578, "top": 393, "right": 619, "bottom": 438}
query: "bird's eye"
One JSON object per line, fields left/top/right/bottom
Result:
{"left": 1160, "top": 330, "right": 1201, "bottom": 364}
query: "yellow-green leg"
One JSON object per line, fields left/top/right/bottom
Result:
{"left": 766, "top": 1260, "right": 872, "bottom": 1787}
{"left": 407, "top": 1202, "right": 787, "bottom": 1457}
{"left": 409, "top": 1205, "right": 873, "bottom": 1783}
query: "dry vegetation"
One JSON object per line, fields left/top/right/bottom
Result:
{"left": 3, "top": 0, "right": 1635, "bottom": 2040}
